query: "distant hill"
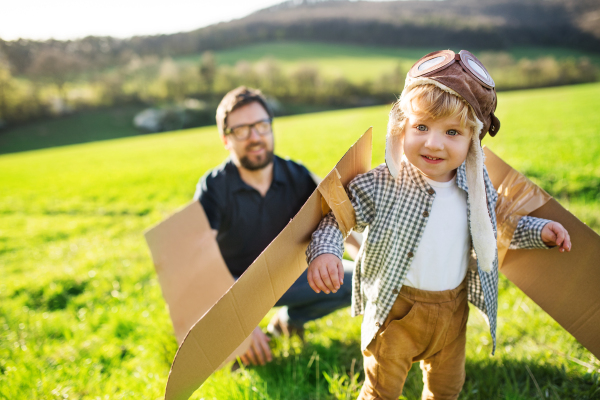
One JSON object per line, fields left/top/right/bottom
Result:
{"left": 1, "top": 0, "right": 599, "bottom": 74}
{"left": 219, "top": 0, "right": 600, "bottom": 50}
{"left": 136, "top": 0, "right": 600, "bottom": 57}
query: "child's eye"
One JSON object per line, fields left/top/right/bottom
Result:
{"left": 447, "top": 129, "right": 459, "bottom": 136}
{"left": 416, "top": 125, "right": 428, "bottom": 131}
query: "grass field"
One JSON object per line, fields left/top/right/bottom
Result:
{"left": 1, "top": 83, "right": 599, "bottom": 399}
{"left": 177, "top": 42, "right": 600, "bottom": 84}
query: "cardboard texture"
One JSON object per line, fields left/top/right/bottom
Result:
{"left": 144, "top": 203, "right": 253, "bottom": 356}
{"left": 484, "top": 147, "right": 600, "bottom": 359}
{"left": 161, "top": 128, "right": 372, "bottom": 400}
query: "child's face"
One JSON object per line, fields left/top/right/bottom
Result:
{"left": 403, "top": 112, "right": 472, "bottom": 182}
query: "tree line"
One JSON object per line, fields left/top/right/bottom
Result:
{"left": 0, "top": 47, "right": 597, "bottom": 128}
{"left": 1, "top": 0, "right": 599, "bottom": 79}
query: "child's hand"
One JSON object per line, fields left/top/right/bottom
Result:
{"left": 541, "top": 221, "right": 571, "bottom": 253}
{"left": 307, "top": 254, "right": 344, "bottom": 294}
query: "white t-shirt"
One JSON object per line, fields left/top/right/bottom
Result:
{"left": 403, "top": 174, "right": 471, "bottom": 291}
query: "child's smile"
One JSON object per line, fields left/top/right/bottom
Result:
{"left": 422, "top": 155, "right": 444, "bottom": 164}
{"left": 403, "top": 113, "right": 472, "bottom": 182}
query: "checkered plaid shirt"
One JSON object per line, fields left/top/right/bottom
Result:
{"left": 306, "top": 159, "right": 550, "bottom": 353}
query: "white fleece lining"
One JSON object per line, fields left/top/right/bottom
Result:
{"left": 466, "top": 132, "right": 496, "bottom": 272}
{"left": 385, "top": 76, "right": 496, "bottom": 272}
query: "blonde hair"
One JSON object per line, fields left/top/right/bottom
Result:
{"left": 392, "top": 84, "right": 478, "bottom": 137}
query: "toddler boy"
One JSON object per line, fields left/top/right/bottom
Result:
{"left": 306, "top": 50, "right": 571, "bottom": 399}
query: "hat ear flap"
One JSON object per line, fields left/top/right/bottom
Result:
{"left": 488, "top": 111, "right": 501, "bottom": 137}
{"left": 385, "top": 101, "right": 406, "bottom": 179}
{"left": 466, "top": 133, "right": 497, "bottom": 273}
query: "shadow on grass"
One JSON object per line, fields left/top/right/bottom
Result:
{"left": 0, "top": 106, "right": 145, "bottom": 155}
{"left": 0, "top": 103, "right": 348, "bottom": 155}
{"left": 241, "top": 338, "right": 599, "bottom": 400}
{"left": 14, "top": 277, "right": 88, "bottom": 312}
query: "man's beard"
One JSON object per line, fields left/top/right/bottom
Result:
{"left": 239, "top": 147, "right": 274, "bottom": 171}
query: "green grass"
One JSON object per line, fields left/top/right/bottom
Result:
{"left": 177, "top": 42, "right": 600, "bottom": 84}
{"left": 0, "top": 106, "right": 145, "bottom": 155}
{"left": 1, "top": 83, "right": 600, "bottom": 399}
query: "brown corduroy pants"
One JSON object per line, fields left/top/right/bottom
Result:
{"left": 358, "top": 280, "right": 469, "bottom": 400}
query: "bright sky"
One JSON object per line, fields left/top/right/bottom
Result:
{"left": 0, "top": 0, "right": 291, "bottom": 41}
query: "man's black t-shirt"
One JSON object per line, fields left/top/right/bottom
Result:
{"left": 195, "top": 156, "right": 317, "bottom": 277}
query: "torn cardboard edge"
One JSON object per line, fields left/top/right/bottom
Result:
{"left": 484, "top": 147, "right": 600, "bottom": 359}
{"left": 160, "top": 128, "right": 373, "bottom": 400}
{"left": 318, "top": 168, "right": 356, "bottom": 237}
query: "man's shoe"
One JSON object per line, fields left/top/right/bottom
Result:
{"left": 267, "top": 312, "right": 305, "bottom": 340}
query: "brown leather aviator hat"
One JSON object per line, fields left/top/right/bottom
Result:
{"left": 407, "top": 49, "right": 501, "bottom": 140}
{"left": 385, "top": 49, "right": 501, "bottom": 273}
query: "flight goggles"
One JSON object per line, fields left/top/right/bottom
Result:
{"left": 409, "top": 50, "right": 495, "bottom": 89}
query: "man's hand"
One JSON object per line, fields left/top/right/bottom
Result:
{"left": 541, "top": 221, "right": 572, "bottom": 253}
{"left": 307, "top": 254, "right": 344, "bottom": 294}
{"left": 240, "top": 327, "right": 272, "bottom": 366}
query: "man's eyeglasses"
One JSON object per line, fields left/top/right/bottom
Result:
{"left": 224, "top": 119, "right": 272, "bottom": 141}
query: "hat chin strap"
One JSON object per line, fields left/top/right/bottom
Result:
{"left": 466, "top": 132, "right": 496, "bottom": 273}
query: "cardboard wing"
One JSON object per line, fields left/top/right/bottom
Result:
{"left": 144, "top": 202, "right": 253, "bottom": 358}
{"left": 162, "top": 128, "right": 372, "bottom": 400}
{"left": 484, "top": 147, "right": 600, "bottom": 359}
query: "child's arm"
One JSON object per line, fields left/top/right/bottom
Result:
{"left": 510, "top": 216, "right": 571, "bottom": 253}
{"left": 306, "top": 210, "right": 345, "bottom": 294}
{"left": 306, "top": 171, "right": 377, "bottom": 294}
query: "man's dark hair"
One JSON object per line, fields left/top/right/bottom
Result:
{"left": 216, "top": 86, "right": 274, "bottom": 135}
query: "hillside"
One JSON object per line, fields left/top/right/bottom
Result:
{"left": 1, "top": 0, "right": 599, "bottom": 75}
{"left": 235, "top": 0, "right": 600, "bottom": 49}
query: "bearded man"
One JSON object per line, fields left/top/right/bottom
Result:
{"left": 194, "top": 86, "right": 356, "bottom": 366}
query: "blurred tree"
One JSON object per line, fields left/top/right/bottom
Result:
{"left": 213, "top": 65, "right": 241, "bottom": 95}
{"left": 95, "top": 70, "right": 126, "bottom": 106}
{"left": 122, "top": 55, "right": 160, "bottom": 103}
{"left": 0, "top": 54, "right": 14, "bottom": 121}
{"left": 255, "top": 57, "right": 287, "bottom": 98}
{"left": 574, "top": 57, "right": 599, "bottom": 83}
{"left": 26, "top": 47, "right": 88, "bottom": 107}
{"left": 292, "top": 64, "right": 320, "bottom": 102}
{"left": 325, "top": 76, "right": 354, "bottom": 105}
{"left": 199, "top": 51, "right": 217, "bottom": 95}
{"left": 235, "top": 60, "right": 260, "bottom": 89}
{"left": 375, "top": 63, "right": 404, "bottom": 98}
{"left": 158, "top": 58, "right": 185, "bottom": 101}
{"left": 0, "top": 39, "right": 33, "bottom": 75}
